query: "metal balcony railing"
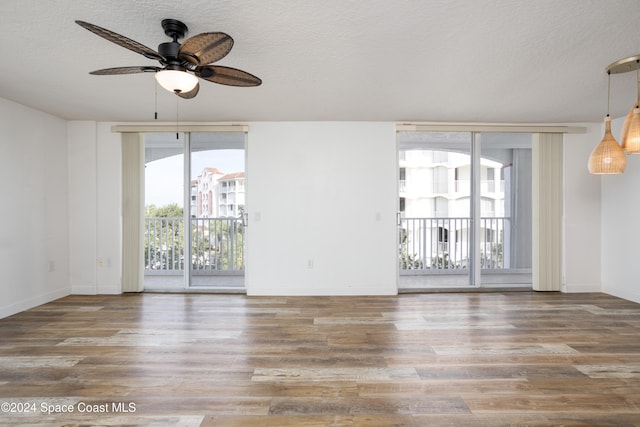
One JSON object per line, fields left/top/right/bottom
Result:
{"left": 145, "top": 216, "right": 506, "bottom": 276}
{"left": 399, "top": 217, "right": 508, "bottom": 273}
{"left": 144, "top": 217, "right": 244, "bottom": 275}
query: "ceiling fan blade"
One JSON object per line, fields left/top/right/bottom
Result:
{"left": 179, "top": 32, "right": 234, "bottom": 66}
{"left": 197, "top": 65, "right": 262, "bottom": 87}
{"left": 176, "top": 82, "right": 200, "bottom": 99}
{"left": 89, "top": 66, "right": 160, "bottom": 75}
{"left": 76, "top": 20, "right": 164, "bottom": 61}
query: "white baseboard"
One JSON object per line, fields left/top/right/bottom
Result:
{"left": 563, "top": 282, "right": 601, "bottom": 293}
{"left": 71, "top": 285, "right": 97, "bottom": 295}
{"left": 246, "top": 283, "right": 398, "bottom": 296}
{"left": 72, "top": 284, "right": 121, "bottom": 295}
{"left": 97, "top": 283, "right": 122, "bottom": 294}
{"left": 602, "top": 286, "right": 640, "bottom": 304}
{"left": 0, "top": 287, "right": 71, "bottom": 319}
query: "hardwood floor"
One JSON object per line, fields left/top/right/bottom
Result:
{"left": 1, "top": 292, "right": 640, "bottom": 426}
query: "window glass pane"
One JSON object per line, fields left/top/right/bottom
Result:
{"left": 190, "top": 132, "right": 246, "bottom": 288}
{"left": 479, "top": 133, "right": 532, "bottom": 284}
{"left": 398, "top": 132, "right": 471, "bottom": 287}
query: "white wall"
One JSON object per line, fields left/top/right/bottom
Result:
{"left": 68, "top": 121, "right": 122, "bottom": 294}
{"left": 0, "top": 98, "right": 70, "bottom": 318}
{"left": 96, "top": 123, "right": 122, "bottom": 293}
{"left": 601, "top": 117, "right": 640, "bottom": 303}
{"left": 246, "top": 122, "right": 398, "bottom": 295}
{"left": 68, "top": 121, "right": 97, "bottom": 294}
{"left": 563, "top": 124, "right": 603, "bottom": 293}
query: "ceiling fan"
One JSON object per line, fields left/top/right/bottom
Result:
{"left": 76, "top": 19, "right": 261, "bottom": 99}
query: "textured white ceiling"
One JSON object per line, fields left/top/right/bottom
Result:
{"left": 2, "top": 0, "right": 640, "bottom": 123}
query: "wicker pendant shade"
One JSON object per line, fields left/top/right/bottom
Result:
{"left": 588, "top": 116, "right": 627, "bottom": 174}
{"left": 621, "top": 107, "right": 640, "bottom": 154}
{"left": 621, "top": 68, "right": 640, "bottom": 154}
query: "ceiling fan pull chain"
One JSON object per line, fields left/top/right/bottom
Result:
{"left": 154, "top": 79, "right": 158, "bottom": 120}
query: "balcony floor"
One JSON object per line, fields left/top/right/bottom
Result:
{"left": 144, "top": 274, "right": 245, "bottom": 293}
{"left": 399, "top": 272, "right": 532, "bottom": 292}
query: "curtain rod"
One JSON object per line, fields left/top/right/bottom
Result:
{"left": 397, "top": 124, "right": 586, "bottom": 133}
{"left": 112, "top": 125, "right": 248, "bottom": 133}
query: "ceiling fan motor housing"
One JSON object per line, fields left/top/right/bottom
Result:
{"left": 158, "top": 41, "right": 181, "bottom": 60}
{"left": 159, "top": 19, "right": 189, "bottom": 70}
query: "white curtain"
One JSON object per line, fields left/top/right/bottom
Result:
{"left": 121, "top": 132, "right": 144, "bottom": 292}
{"left": 532, "top": 133, "right": 563, "bottom": 291}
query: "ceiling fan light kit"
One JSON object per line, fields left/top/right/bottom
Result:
{"left": 588, "top": 55, "right": 640, "bottom": 174}
{"left": 155, "top": 69, "right": 198, "bottom": 93}
{"left": 76, "top": 18, "right": 261, "bottom": 100}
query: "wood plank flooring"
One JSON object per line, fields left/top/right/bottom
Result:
{"left": 1, "top": 292, "right": 640, "bottom": 426}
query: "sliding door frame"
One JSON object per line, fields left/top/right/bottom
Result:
{"left": 396, "top": 124, "right": 585, "bottom": 290}
{"left": 116, "top": 125, "right": 248, "bottom": 293}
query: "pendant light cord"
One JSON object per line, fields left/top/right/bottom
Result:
{"left": 607, "top": 70, "right": 611, "bottom": 118}
{"left": 176, "top": 95, "right": 179, "bottom": 140}
{"left": 636, "top": 59, "right": 640, "bottom": 108}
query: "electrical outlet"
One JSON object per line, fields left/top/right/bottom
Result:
{"left": 307, "top": 259, "right": 314, "bottom": 269}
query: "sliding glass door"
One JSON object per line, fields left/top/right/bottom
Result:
{"left": 479, "top": 133, "right": 532, "bottom": 285}
{"left": 398, "top": 131, "right": 532, "bottom": 289}
{"left": 143, "top": 131, "right": 246, "bottom": 291}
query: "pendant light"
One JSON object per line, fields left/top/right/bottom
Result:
{"left": 621, "top": 60, "right": 640, "bottom": 154}
{"left": 588, "top": 71, "right": 627, "bottom": 174}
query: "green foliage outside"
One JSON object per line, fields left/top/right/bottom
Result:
{"left": 399, "top": 227, "right": 503, "bottom": 270}
{"left": 144, "top": 204, "right": 244, "bottom": 272}
{"left": 399, "top": 228, "right": 424, "bottom": 270}
{"left": 145, "top": 203, "right": 184, "bottom": 218}
{"left": 144, "top": 204, "right": 185, "bottom": 270}
{"left": 191, "top": 216, "right": 244, "bottom": 271}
